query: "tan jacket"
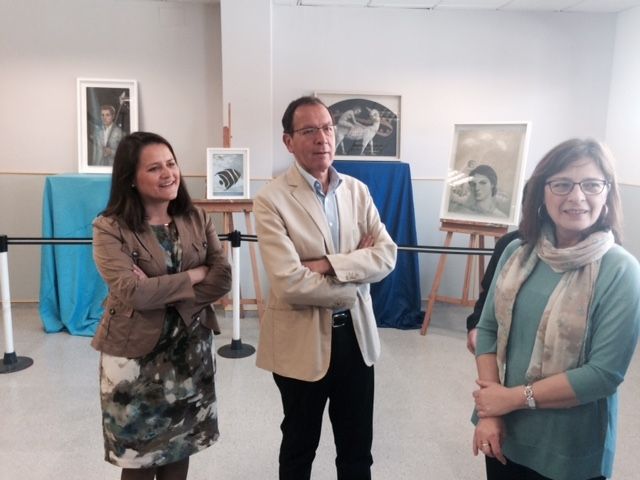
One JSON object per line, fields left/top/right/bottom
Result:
{"left": 254, "top": 165, "right": 397, "bottom": 381}
{"left": 91, "top": 207, "right": 231, "bottom": 358}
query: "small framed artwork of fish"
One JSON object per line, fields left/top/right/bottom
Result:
{"left": 206, "top": 147, "right": 250, "bottom": 199}
{"left": 315, "top": 92, "right": 401, "bottom": 160}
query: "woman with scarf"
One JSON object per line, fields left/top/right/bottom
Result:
{"left": 471, "top": 138, "right": 640, "bottom": 480}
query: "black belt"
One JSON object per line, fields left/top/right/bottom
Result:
{"left": 332, "top": 310, "right": 351, "bottom": 328}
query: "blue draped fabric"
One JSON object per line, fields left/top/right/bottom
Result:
{"left": 333, "top": 161, "right": 422, "bottom": 329}
{"left": 39, "top": 174, "right": 111, "bottom": 335}
{"left": 38, "top": 166, "right": 422, "bottom": 334}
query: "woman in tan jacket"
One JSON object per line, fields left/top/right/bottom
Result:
{"left": 92, "top": 131, "right": 231, "bottom": 480}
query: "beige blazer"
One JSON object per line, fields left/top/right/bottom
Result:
{"left": 91, "top": 207, "right": 231, "bottom": 358}
{"left": 254, "top": 165, "right": 397, "bottom": 381}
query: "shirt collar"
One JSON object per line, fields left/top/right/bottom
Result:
{"left": 295, "top": 161, "right": 343, "bottom": 194}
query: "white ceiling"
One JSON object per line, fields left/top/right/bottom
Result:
{"left": 148, "top": 0, "right": 640, "bottom": 13}
{"left": 272, "top": 0, "right": 640, "bottom": 13}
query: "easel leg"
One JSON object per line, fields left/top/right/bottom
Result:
{"left": 421, "top": 231, "right": 453, "bottom": 335}
{"left": 244, "top": 210, "right": 264, "bottom": 321}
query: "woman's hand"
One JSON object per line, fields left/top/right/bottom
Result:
{"left": 131, "top": 264, "right": 148, "bottom": 280}
{"left": 187, "top": 265, "right": 209, "bottom": 285}
{"left": 133, "top": 264, "right": 209, "bottom": 286}
{"left": 473, "top": 380, "right": 520, "bottom": 417}
{"left": 473, "top": 416, "right": 506, "bottom": 465}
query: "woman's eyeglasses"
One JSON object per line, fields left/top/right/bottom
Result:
{"left": 545, "top": 179, "right": 609, "bottom": 196}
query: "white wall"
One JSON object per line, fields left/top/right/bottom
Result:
{"left": 220, "top": 0, "right": 273, "bottom": 179}
{"left": 3, "top": 1, "right": 638, "bottom": 303}
{"left": 270, "top": 6, "right": 618, "bottom": 297}
{"left": 0, "top": 0, "right": 222, "bottom": 300}
{"left": 272, "top": 7, "right": 616, "bottom": 181}
{"left": 605, "top": 6, "right": 640, "bottom": 259}
{"left": 606, "top": 6, "right": 640, "bottom": 186}
{"left": 0, "top": 0, "right": 222, "bottom": 175}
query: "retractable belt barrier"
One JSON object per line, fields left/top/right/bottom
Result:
{"left": 0, "top": 233, "right": 494, "bottom": 374}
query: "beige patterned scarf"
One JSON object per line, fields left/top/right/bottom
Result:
{"left": 494, "top": 227, "right": 614, "bottom": 384}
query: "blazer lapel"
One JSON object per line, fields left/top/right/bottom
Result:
{"left": 133, "top": 225, "right": 170, "bottom": 274}
{"left": 172, "top": 215, "right": 192, "bottom": 270}
{"left": 336, "top": 179, "right": 354, "bottom": 254}
{"left": 286, "top": 166, "right": 335, "bottom": 254}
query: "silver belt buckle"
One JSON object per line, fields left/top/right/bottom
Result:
{"left": 332, "top": 311, "right": 349, "bottom": 328}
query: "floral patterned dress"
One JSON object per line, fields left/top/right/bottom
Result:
{"left": 99, "top": 222, "right": 219, "bottom": 468}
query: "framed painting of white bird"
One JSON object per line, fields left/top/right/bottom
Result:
{"left": 315, "top": 92, "right": 400, "bottom": 160}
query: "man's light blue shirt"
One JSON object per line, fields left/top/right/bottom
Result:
{"left": 295, "top": 162, "right": 342, "bottom": 252}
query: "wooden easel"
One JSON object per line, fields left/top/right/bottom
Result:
{"left": 222, "top": 102, "right": 232, "bottom": 148}
{"left": 192, "top": 104, "right": 264, "bottom": 319}
{"left": 420, "top": 219, "right": 507, "bottom": 335}
{"left": 193, "top": 199, "right": 264, "bottom": 320}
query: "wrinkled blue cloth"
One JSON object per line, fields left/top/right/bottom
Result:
{"left": 39, "top": 174, "right": 110, "bottom": 336}
{"left": 333, "top": 161, "right": 422, "bottom": 329}
{"left": 38, "top": 166, "right": 423, "bottom": 334}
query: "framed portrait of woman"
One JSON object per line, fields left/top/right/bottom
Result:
{"left": 440, "top": 122, "right": 530, "bottom": 226}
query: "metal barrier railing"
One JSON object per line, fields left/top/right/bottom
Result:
{"left": 0, "top": 233, "right": 494, "bottom": 374}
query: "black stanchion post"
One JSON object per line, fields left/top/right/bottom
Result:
{"left": 0, "top": 235, "right": 34, "bottom": 374}
{"left": 218, "top": 230, "right": 255, "bottom": 359}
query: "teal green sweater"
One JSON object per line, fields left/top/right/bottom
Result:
{"left": 475, "top": 240, "right": 640, "bottom": 480}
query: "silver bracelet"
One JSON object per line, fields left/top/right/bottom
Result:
{"left": 524, "top": 384, "right": 536, "bottom": 409}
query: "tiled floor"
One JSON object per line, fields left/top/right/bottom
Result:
{"left": 1, "top": 303, "right": 639, "bottom": 479}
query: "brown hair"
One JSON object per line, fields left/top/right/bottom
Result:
{"left": 101, "top": 131, "right": 195, "bottom": 232}
{"left": 519, "top": 138, "right": 622, "bottom": 246}
{"left": 281, "top": 96, "right": 330, "bottom": 134}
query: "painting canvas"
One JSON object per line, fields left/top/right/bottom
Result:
{"left": 206, "top": 148, "right": 250, "bottom": 199}
{"left": 315, "top": 92, "right": 400, "bottom": 160}
{"left": 77, "top": 78, "right": 138, "bottom": 173}
{"left": 440, "top": 123, "right": 530, "bottom": 226}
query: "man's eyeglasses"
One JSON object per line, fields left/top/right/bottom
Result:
{"left": 292, "top": 124, "right": 335, "bottom": 137}
{"left": 545, "top": 179, "right": 610, "bottom": 196}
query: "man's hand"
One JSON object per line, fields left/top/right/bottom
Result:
{"left": 357, "top": 234, "right": 374, "bottom": 249}
{"left": 302, "top": 258, "right": 334, "bottom": 275}
{"left": 301, "top": 233, "right": 374, "bottom": 276}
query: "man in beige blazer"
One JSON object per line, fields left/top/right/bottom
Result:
{"left": 254, "top": 96, "right": 397, "bottom": 480}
